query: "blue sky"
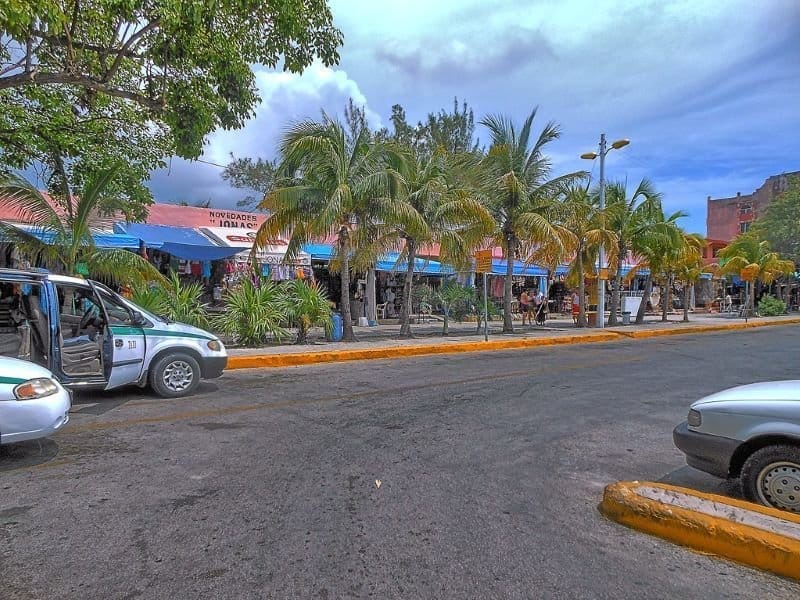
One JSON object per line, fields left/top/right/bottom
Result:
{"left": 148, "top": 0, "right": 800, "bottom": 235}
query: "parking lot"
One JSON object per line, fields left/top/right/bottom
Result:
{"left": 2, "top": 327, "right": 800, "bottom": 599}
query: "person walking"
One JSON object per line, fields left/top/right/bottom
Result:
{"left": 520, "top": 289, "right": 531, "bottom": 325}
{"left": 534, "top": 289, "right": 547, "bottom": 326}
{"left": 571, "top": 289, "right": 580, "bottom": 325}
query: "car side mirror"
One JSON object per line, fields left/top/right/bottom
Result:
{"left": 131, "top": 310, "right": 146, "bottom": 326}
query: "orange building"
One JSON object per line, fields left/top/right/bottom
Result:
{"left": 706, "top": 171, "right": 798, "bottom": 242}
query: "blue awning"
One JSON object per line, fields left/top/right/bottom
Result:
{"left": 377, "top": 252, "right": 454, "bottom": 275}
{"left": 4, "top": 224, "right": 140, "bottom": 249}
{"left": 491, "top": 258, "right": 549, "bottom": 276}
{"left": 302, "top": 243, "right": 335, "bottom": 260}
{"left": 115, "top": 223, "right": 240, "bottom": 261}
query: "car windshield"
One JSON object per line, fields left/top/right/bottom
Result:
{"left": 90, "top": 281, "right": 167, "bottom": 324}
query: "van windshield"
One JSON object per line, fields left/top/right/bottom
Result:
{"left": 91, "top": 281, "right": 167, "bottom": 324}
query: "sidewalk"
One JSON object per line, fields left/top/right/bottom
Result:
{"left": 226, "top": 312, "right": 800, "bottom": 369}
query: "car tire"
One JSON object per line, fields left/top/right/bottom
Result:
{"left": 740, "top": 444, "right": 800, "bottom": 513}
{"left": 149, "top": 352, "right": 201, "bottom": 398}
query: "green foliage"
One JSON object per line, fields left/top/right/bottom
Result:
{"left": 130, "top": 283, "right": 167, "bottom": 315}
{"left": 213, "top": 279, "right": 289, "bottom": 346}
{"left": 378, "top": 98, "right": 481, "bottom": 157}
{"left": 757, "top": 294, "right": 786, "bottom": 316}
{"left": 222, "top": 156, "right": 278, "bottom": 210}
{"left": 157, "top": 272, "right": 210, "bottom": 329}
{"left": 0, "top": 169, "right": 164, "bottom": 283}
{"left": 283, "top": 279, "right": 333, "bottom": 344}
{"left": 0, "top": 0, "right": 342, "bottom": 161}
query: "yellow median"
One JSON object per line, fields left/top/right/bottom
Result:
{"left": 226, "top": 331, "right": 620, "bottom": 369}
{"left": 600, "top": 481, "right": 800, "bottom": 581}
{"left": 225, "top": 316, "right": 800, "bottom": 370}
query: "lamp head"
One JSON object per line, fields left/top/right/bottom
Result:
{"left": 580, "top": 152, "right": 598, "bottom": 160}
{"left": 611, "top": 139, "right": 630, "bottom": 150}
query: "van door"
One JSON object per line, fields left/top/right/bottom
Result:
{"left": 94, "top": 287, "right": 146, "bottom": 389}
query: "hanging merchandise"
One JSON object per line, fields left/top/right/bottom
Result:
{"left": 262, "top": 263, "right": 270, "bottom": 277}
{"left": 202, "top": 261, "right": 212, "bottom": 278}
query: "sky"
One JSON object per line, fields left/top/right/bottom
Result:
{"left": 147, "top": 0, "right": 800, "bottom": 235}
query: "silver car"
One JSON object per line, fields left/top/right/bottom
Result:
{"left": 674, "top": 380, "right": 800, "bottom": 513}
{"left": 0, "top": 356, "right": 71, "bottom": 445}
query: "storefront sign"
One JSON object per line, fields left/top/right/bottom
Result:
{"left": 475, "top": 249, "right": 493, "bottom": 273}
{"left": 209, "top": 210, "right": 261, "bottom": 229}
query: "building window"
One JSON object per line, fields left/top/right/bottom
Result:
{"left": 740, "top": 221, "right": 751, "bottom": 233}
{"left": 739, "top": 203, "right": 752, "bottom": 216}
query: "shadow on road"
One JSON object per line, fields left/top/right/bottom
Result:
{"left": 0, "top": 438, "right": 60, "bottom": 472}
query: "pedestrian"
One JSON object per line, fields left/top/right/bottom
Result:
{"left": 520, "top": 289, "right": 531, "bottom": 325}
{"left": 534, "top": 289, "right": 547, "bottom": 325}
{"left": 571, "top": 289, "right": 580, "bottom": 325}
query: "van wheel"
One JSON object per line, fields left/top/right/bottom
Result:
{"left": 740, "top": 445, "right": 800, "bottom": 513}
{"left": 150, "top": 353, "right": 201, "bottom": 398}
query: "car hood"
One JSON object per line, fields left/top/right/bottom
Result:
{"left": 693, "top": 380, "right": 800, "bottom": 406}
{"left": 0, "top": 356, "right": 56, "bottom": 381}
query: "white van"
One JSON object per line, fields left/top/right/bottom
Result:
{"left": 0, "top": 269, "right": 227, "bottom": 398}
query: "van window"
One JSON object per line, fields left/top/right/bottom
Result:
{"left": 97, "top": 290, "right": 136, "bottom": 326}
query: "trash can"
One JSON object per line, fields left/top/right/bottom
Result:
{"left": 622, "top": 311, "right": 631, "bottom": 325}
{"left": 327, "top": 312, "right": 343, "bottom": 341}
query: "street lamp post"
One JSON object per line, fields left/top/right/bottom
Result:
{"left": 581, "top": 134, "right": 629, "bottom": 329}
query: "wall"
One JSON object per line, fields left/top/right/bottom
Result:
{"left": 706, "top": 172, "right": 798, "bottom": 242}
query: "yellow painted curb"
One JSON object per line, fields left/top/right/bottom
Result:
{"left": 621, "top": 316, "right": 800, "bottom": 339}
{"left": 226, "top": 331, "right": 620, "bottom": 369}
{"left": 225, "top": 317, "right": 800, "bottom": 370}
{"left": 599, "top": 481, "right": 800, "bottom": 581}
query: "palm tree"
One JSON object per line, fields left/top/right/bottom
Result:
{"left": 553, "top": 184, "right": 616, "bottom": 327}
{"left": 364, "top": 146, "right": 493, "bottom": 337}
{"left": 255, "top": 115, "right": 394, "bottom": 342}
{"left": 475, "top": 109, "right": 583, "bottom": 332}
{"left": 0, "top": 169, "right": 163, "bottom": 284}
{"left": 718, "top": 234, "right": 795, "bottom": 313}
{"left": 602, "top": 179, "right": 665, "bottom": 325}
{"left": 671, "top": 233, "right": 707, "bottom": 322}
{"left": 629, "top": 211, "right": 686, "bottom": 324}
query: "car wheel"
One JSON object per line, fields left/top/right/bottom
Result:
{"left": 149, "top": 353, "right": 201, "bottom": 398}
{"left": 740, "top": 444, "right": 800, "bottom": 513}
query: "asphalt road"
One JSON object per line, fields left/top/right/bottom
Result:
{"left": 2, "top": 326, "right": 800, "bottom": 599}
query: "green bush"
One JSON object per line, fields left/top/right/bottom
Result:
{"left": 213, "top": 279, "right": 289, "bottom": 346}
{"left": 757, "top": 294, "right": 786, "bottom": 316}
{"left": 130, "top": 271, "right": 209, "bottom": 328}
{"left": 283, "top": 279, "right": 333, "bottom": 344}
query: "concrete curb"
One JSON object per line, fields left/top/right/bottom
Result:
{"left": 616, "top": 316, "right": 800, "bottom": 339}
{"left": 225, "top": 317, "right": 800, "bottom": 370}
{"left": 226, "top": 331, "right": 620, "bottom": 369}
{"left": 599, "top": 481, "right": 800, "bottom": 581}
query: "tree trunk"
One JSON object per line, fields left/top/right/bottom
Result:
{"left": 635, "top": 274, "right": 652, "bottom": 324}
{"left": 607, "top": 243, "right": 624, "bottom": 326}
{"left": 661, "top": 275, "right": 671, "bottom": 322}
{"left": 503, "top": 236, "right": 514, "bottom": 333}
{"left": 442, "top": 310, "right": 449, "bottom": 335}
{"left": 338, "top": 231, "right": 355, "bottom": 342}
{"left": 576, "top": 253, "right": 587, "bottom": 328}
{"left": 399, "top": 240, "right": 416, "bottom": 337}
{"left": 682, "top": 282, "right": 690, "bottom": 322}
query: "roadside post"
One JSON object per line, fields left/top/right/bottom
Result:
{"left": 475, "top": 250, "right": 493, "bottom": 342}
{"left": 740, "top": 265, "right": 758, "bottom": 322}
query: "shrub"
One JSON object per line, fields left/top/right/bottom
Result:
{"left": 130, "top": 271, "right": 209, "bottom": 328}
{"left": 757, "top": 294, "right": 786, "bottom": 316}
{"left": 130, "top": 282, "right": 167, "bottom": 315}
{"left": 159, "top": 271, "right": 210, "bottom": 328}
{"left": 283, "top": 279, "right": 333, "bottom": 344}
{"left": 213, "top": 279, "right": 289, "bottom": 346}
